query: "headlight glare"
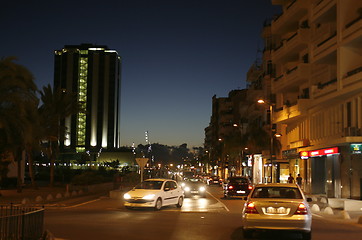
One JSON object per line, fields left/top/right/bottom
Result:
{"left": 184, "top": 187, "right": 191, "bottom": 192}
{"left": 124, "top": 193, "right": 131, "bottom": 199}
{"left": 199, "top": 186, "right": 206, "bottom": 192}
{"left": 142, "top": 194, "right": 156, "bottom": 200}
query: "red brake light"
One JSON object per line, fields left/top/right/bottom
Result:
{"left": 245, "top": 201, "right": 258, "bottom": 214}
{"left": 295, "top": 203, "right": 308, "bottom": 215}
{"left": 228, "top": 185, "right": 234, "bottom": 190}
{"left": 248, "top": 185, "right": 253, "bottom": 190}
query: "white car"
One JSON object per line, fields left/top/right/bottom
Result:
{"left": 123, "top": 178, "right": 184, "bottom": 210}
{"left": 241, "top": 183, "right": 312, "bottom": 240}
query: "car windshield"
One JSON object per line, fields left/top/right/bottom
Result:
{"left": 251, "top": 187, "right": 302, "bottom": 199}
{"left": 135, "top": 181, "right": 164, "bottom": 190}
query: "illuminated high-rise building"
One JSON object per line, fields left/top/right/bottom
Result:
{"left": 54, "top": 43, "right": 121, "bottom": 154}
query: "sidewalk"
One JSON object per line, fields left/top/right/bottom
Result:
{"left": 0, "top": 185, "right": 109, "bottom": 207}
{"left": 307, "top": 194, "right": 362, "bottom": 225}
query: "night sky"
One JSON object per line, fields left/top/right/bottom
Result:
{"left": 1, "top": 0, "right": 281, "bottom": 148}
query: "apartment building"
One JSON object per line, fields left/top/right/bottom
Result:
{"left": 269, "top": 0, "right": 362, "bottom": 198}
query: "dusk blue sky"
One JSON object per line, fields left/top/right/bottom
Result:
{"left": 1, "top": 0, "right": 281, "bottom": 148}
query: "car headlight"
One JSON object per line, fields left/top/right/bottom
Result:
{"left": 142, "top": 194, "right": 156, "bottom": 200}
{"left": 184, "top": 187, "right": 191, "bottom": 192}
{"left": 181, "top": 182, "right": 186, "bottom": 187}
{"left": 199, "top": 186, "right": 206, "bottom": 192}
{"left": 123, "top": 193, "right": 131, "bottom": 200}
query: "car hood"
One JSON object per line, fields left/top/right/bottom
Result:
{"left": 126, "top": 189, "right": 159, "bottom": 198}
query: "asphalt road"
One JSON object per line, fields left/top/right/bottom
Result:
{"left": 44, "top": 185, "right": 362, "bottom": 240}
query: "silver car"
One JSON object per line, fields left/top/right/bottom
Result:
{"left": 241, "top": 183, "right": 312, "bottom": 240}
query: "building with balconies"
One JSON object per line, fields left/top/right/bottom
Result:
{"left": 268, "top": 0, "right": 362, "bottom": 199}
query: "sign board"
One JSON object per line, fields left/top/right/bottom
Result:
{"left": 300, "top": 147, "right": 339, "bottom": 159}
{"left": 135, "top": 158, "right": 149, "bottom": 168}
{"left": 135, "top": 158, "right": 149, "bottom": 182}
{"left": 351, "top": 144, "right": 362, "bottom": 154}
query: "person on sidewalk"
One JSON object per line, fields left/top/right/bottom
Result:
{"left": 296, "top": 174, "right": 302, "bottom": 187}
{"left": 288, "top": 173, "right": 294, "bottom": 183}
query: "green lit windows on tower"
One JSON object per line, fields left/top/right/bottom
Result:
{"left": 76, "top": 51, "right": 88, "bottom": 152}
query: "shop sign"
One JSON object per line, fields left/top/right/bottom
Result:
{"left": 351, "top": 144, "right": 362, "bottom": 154}
{"left": 299, "top": 147, "right": 339, "bottom": 159}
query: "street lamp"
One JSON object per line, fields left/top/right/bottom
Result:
{"left": 257, "top": 98, "right": 277, "bottom": 183}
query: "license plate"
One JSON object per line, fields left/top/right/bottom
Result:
{"left": 191, "top": 191, "right": 198, "bottom": 193}
{"left": 236, "top": 190, "right": 245, "bottom": 194}
{"left": 214, "top": 181, "right": 219, "bottom": 183}
{"left": 266, "top": 207, "right": 287, "bottom": 214}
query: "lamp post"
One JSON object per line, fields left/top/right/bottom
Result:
{"left": 257, "top": 99, "right": 278, "bottom": 183}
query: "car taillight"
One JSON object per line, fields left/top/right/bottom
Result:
{"left": 245, "top": 201, "right": 258, "bottom": 214}
{"left": 248, "top": 185, "right": 253, "bottom": 190}
{"left": 294, "top": 203, "right": 308, "bottom": 215}
{"left": 228, "top": 185, "right": 234, "bottom": 190}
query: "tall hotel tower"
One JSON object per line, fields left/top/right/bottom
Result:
{"left": 54, "top": 43, "right": 121, "bottom": 154}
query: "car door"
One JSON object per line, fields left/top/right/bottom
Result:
{"left": 163, "top": 181, "right": 179, "bottom": 206}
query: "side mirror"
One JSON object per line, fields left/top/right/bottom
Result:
{"left": 164, "top": 187, "right": 170, "bottom": 191}
{"left": 306, "top": 197, "right": 312, "bottom": 202}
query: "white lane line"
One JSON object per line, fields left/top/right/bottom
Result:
{"left": 62, "top": 198, "right": 101, "bottom": 209}
{"left": 206, "top": 191, "right": 230, "bottom": 212}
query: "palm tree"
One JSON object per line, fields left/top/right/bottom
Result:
{"left": 38, "top": 84, "right": 80, "bottom": 187}
{"left": 0, "top": 57, "right": 38, "bottom": 192}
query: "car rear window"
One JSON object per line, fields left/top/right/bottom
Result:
{"left": 251, "top": 187, "right": 302, "bottom": 199}
{"left": 135, "top": 181, "right": 163, "bottom": 190}
{"left": 229, "top": 178, "right": 248, "bottom": 183}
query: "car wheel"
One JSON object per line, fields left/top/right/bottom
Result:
{"left": 176, "top": 196, "right": 183, "bottom": 208}
{"left": 302, "top": 231, "right": 311, "bottom": 240}
{"left": 243, "top": 229, "right": 253, "bottom": 239}
{"left": 154, "top": 198, "right": 162, "bottom": 211}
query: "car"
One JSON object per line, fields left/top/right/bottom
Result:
{"left": 241, "top": 183, "right": 312, "bottom": 240}
{"left": 123, "top": 178, "right": 184, "bottom": 210}
{"left": 182, "top": 178, "right": 207, "bottom": 198}
{"left": 223, "top": 176, "right": 252, "bottom": 198}
{"left": 207, "top": 176, "right": 222, "bottom": 185}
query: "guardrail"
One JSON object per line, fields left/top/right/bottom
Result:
{"left": 0, "top": 204, "right": 44, "bottom": 240}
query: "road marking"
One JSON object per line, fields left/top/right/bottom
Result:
{"left": 62, "top": 198, "right": 101, "bottom": 209}
{"left": 206, "top": 191, "right": 230, "bottom": 212}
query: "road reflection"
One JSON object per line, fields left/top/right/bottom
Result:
{"left": 182, "top": 197, "right": 209, "bottom": 212}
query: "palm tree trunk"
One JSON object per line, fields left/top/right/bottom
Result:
{"left": 16, "top": 149, "right": 24, "bottom": 193}
{"left": 27, "top": 151, "right": 38, "bottom": 189}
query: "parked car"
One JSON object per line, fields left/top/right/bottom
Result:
{"left": 223, "top": 176, "right": 252, "bottom": 198}
{"left": 123, "top": 178, "right": 184, "bottom": 210}
{"left": 182, "top": 178, "right": 207, "bottom": 198}
{"left": 241, "top": 183, "right": 312, "bottom": 240}
{"left": 207, "top": 176, "right": 222, "bottom": 185}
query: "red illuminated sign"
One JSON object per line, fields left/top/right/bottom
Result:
{"left": 299, "top": 147, "right": 339, "bottom": 158}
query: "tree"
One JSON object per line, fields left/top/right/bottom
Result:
{"left": 0, "top": 57, "right": 38, "bottom": 192}
{"left": 38, "top": 84, "right": 80, "bottom": 187}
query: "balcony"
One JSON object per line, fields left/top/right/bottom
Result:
{"left": 273, "top": 98, "right": 311, "bottom": 124}
{"left": 312, "top": 78, "right": 338, "bottom": 99}
{"left": 342, "top": 14, "right": 362, "bottom": 43}
{"left": 272, "top": 28, "right": 310, "bottom": 63}
{"left": 273, "top": 63, "right": 310, "bottom": 92}
{"left": 313, "top": 31, "right": 337, "bottom": 60}
{"left": 344, "top": 127, "right": 362, "bottom": 137}
{"left": 312, "top": 0, "right": 336, "bottom": 22}
{"left": 272, "top": 0, "right": 309, "bottom": 34}
{"left": 342, "top": 66, "right": 362, "bottom": 88}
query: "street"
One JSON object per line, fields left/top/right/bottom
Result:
{"left": 44, "top": 186, "right": 362, "bottom": 240}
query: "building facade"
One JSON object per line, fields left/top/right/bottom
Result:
{"left": 268, "top": 0, "right": 362, "bottom": 198}
{"left": 54, "top": 44, "right": 122, "bottom": 155}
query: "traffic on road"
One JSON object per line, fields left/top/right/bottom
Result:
{"left": 43, "top": 176, "right": 362, "bottom": 240}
